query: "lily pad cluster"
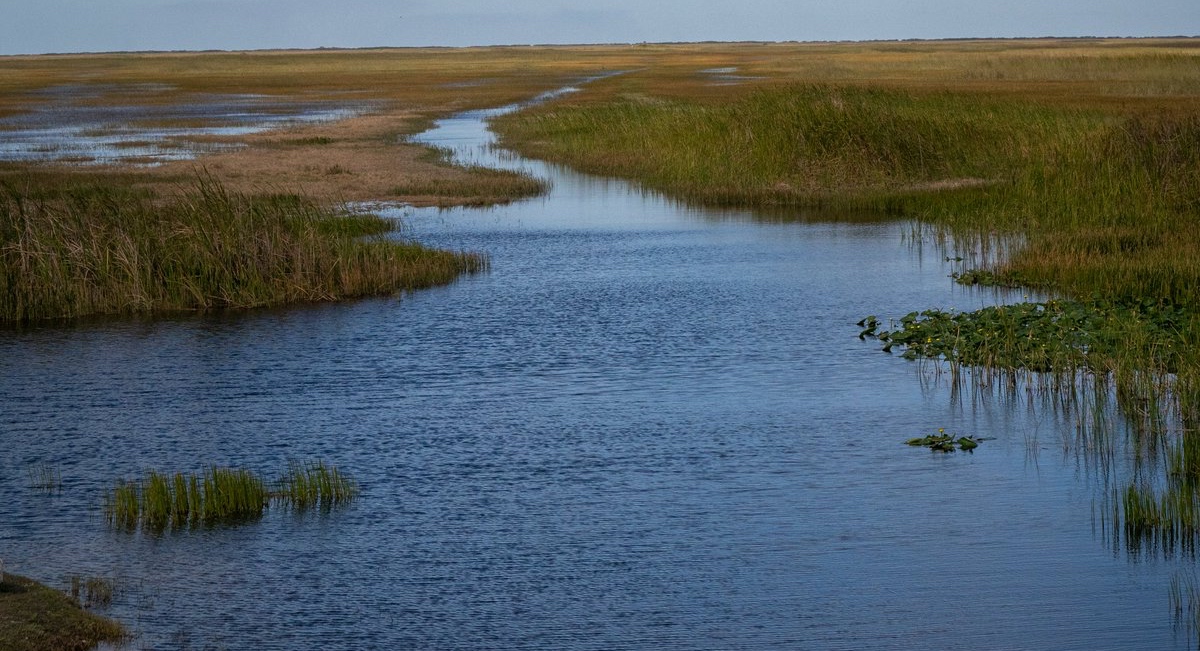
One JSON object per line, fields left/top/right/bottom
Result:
{"left": 906, "top": 431, "right": 989, "bottom": 452}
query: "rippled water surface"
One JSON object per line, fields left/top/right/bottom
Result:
{"left": 0, "top": 91, "right": 1190, "bottom": 649}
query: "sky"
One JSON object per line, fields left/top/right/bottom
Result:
{"left": 1, "top": 0, "right": 1197, "bottom": 55}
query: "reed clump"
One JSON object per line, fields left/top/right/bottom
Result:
{"left": 0, "top": 174, "right": 487, "bottom": 323}
{"left": 104, "top": 461, "right": 359, "bottom": 532}
{"left": 277, "top": 459, "right": 359, "bottom": 510}
{"left": 105, "top": 467, "right": 270, "bottom": 531}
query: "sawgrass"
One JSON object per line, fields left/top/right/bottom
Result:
{"left": 0, "top": 173, "right": 487, "bottom": 323}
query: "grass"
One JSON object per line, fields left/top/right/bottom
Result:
{"left": 0, "top": 573, "right": 126, "bottom": 651}
{"left": 277, "top": 460, "right": 359, "bottom": 511}
{"left": 389, "top": 146, "right": 549, "bottom": 206}
{"left": 0, "top": 173, "right": 487, "bottom": 323}
{"left": 104, "top": 461, "right": 360, "bottom": 532}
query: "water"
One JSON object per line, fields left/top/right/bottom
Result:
{"left": 0, "top": 90, "right": 1190, "bottom": 649}
{"left": 0, "top": 84, "right": 371, "bottom": 165}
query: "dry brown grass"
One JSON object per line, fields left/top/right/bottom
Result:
{"left": 1, "top": 39, "right": 1196, "bottom": 206}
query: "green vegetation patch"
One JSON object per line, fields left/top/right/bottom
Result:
{"left": 495, "top": 84, "right": 1057, "bottom": 210}
{"left": 906, "top": 430, "right": 990, "bottom": 452}
{"left": 859, "top": 298, "right": 1190, "bottom": 374}
{"left": 105, "top": 461, "right": 360, "bottom": 533}
{"left": 0, "top": 174, "right": 488, "bottom": 323}
{"left": 0, "top": 573, "right": 126, "bottom": 651}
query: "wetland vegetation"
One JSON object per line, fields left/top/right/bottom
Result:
{"left": 0, "top": 173, "right": 487, "bottom": 322}
{"left": 104, "top": 461, "right": 359, "bottom": 532}
{"left": 4, "top": 39, "right": 1200, "bottom": 646}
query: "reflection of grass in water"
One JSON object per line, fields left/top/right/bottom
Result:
{"left": 26, "top": 462, "right": 61, "bottom": 493}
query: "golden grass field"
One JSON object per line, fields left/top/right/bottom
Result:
{"left": 1, "top": 38, "right": 1195, "bottom": 201}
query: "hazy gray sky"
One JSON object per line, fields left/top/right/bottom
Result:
{"left": 2, "top": 0, "right": 1197, "bottom": 55}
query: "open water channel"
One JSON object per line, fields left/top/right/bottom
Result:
{"left": 1, "top": 86, "right": 1193, "bottom": 649}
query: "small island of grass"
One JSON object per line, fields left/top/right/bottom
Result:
{"left": 0, "top": 573, "right": 126, "bottom": 651}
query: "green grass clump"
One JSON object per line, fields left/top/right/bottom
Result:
{"left": 0, "top": 174, "right": 487, "bottom": 323}
{"left": 104, "top": 461, "right": 358, "bottom": 532}
{"left": 277, "top": 459, "right": 360, "bottom": 510}
{"left": 105, "top": 467, "right": 269, "bottom": 532}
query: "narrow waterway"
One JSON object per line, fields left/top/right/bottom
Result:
{"left": 0, "top": 89, "right": 1187, "bottom": 650}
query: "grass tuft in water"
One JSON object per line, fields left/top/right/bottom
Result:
{"left": 277, "top": 460, "right": 360, "bottom": 510}
{"left": 103, "top": 460, "right": 358, "bottom": 532}
{"left": 105, "top": 466, "right": 269, "bottom": 532}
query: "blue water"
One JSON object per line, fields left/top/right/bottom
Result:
{"left": 0, "top": 91, "right": 1190, "bottom": 649}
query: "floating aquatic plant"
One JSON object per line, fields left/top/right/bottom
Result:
{"left": 905, "top": 429, "right": 989, "bottom": 452}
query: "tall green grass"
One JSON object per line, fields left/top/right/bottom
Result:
{"left": 277, "top": 460, "right": 359, "bottom": 510}
{"left": 104, "top": 461, "right": 360, "bottom": 532}
{"left": 494, "top": 85, "right": 1062, "bottom": 209}
{"left": 105, "top": 466, "right": 269, "bottom": 531}
{"left": 0, "top": 174, "right": 487, "bottom": 323}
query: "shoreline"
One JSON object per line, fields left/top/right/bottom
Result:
{"left": 0, "top": 572, "right": 126, "bottom": 651}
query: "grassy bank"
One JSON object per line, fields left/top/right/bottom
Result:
{"left": 0, "top": 573, "right": 126, "bottom": 651}
{"left": 0, "top": 173, "right": 487, "bottom": 323}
